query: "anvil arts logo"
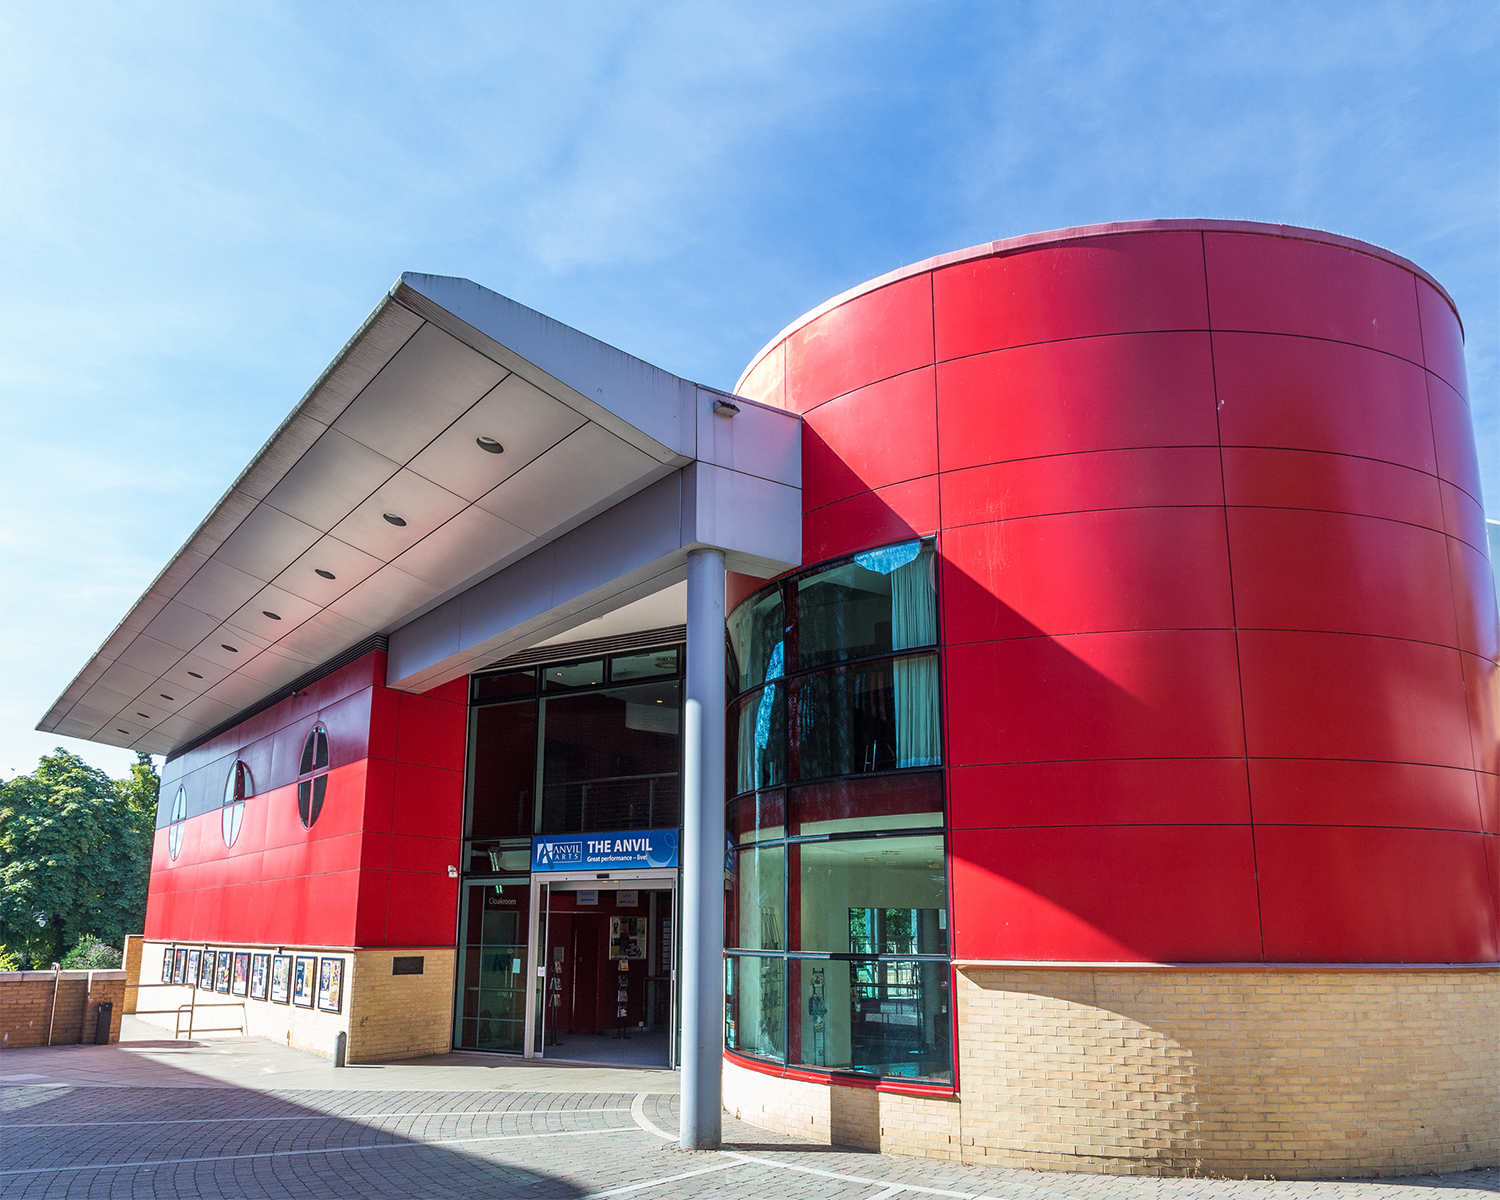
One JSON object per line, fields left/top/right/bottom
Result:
{"left": 536, "top": 839, "right": 583, "bottom": 866}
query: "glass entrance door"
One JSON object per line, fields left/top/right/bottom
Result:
{"left": 528, "top": 877, "right": 678, "bottom": 1067}
{"left": 455, "top": 877, "right": 530, "bottom": 1052}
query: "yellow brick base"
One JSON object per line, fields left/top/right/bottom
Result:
{"left": 724, "top": 966, "right": 1499, "bottom": 1178}
{"left": 135, "top": 942, "right": 454, "bottom": 1063}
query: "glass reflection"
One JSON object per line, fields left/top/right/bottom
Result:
{"left": 795, "top": 541, "right": 936, "bottom": 670}
{"left": 790, "top": 958, "right": 950, "bottom": 1082}
{"left": 725, "top": 954, "right": 784, "bottom": 1062}
{"left": 793, "top": 835, "right": 947, "bottom": 955}
{"left": 792, "top": 654, "right": 940, "bottom": 780}
{"left": 456, "top": 879, "right": 530, "bottom": 1053}
{"left": 727, "top": 845, "right": 784, "bottom": 950}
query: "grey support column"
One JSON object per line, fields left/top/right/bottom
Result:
{"left": 680, "top": 547, "right": 727, "bottom": 1150}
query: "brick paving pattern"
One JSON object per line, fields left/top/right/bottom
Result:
{"left": 1, "top": 1084, "right": 1494, "bottom": 1198}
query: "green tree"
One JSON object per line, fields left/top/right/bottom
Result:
{"left": 0, "top": 749, "right": 158, "bottom": 967}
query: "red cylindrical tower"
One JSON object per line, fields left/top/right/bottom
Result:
{"left": 730, "top": 219, "right": 1498, "bottom": 1175}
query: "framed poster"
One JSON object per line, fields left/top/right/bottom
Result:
{"left": 161, "top": 946, "right": 174, "bottom": 983}
{"left": 199, "top": 948, "right": 215, "bottom": 990}
{"left": 186, "top": 949, "right": 201, "bottom": 989}
{"left": 249, "top": 952, "right": 270, "bottom": 1001}
{"left": 215, "top": 949, "right": 232, "bottom": 993}
{"left": 317, "top": 957, "right": 344, "bottom": 1014}
{"left": 270, "top": 954, "right": 292, "bottom": 1004}
{"left": 231, "top": 952, "right": 251, "bottom": 997}
{"left": 292, "top": 955, "right": 316, "bottom": 1008}
{"left": 172, "top": 948, "right": 188, "bottom": 984}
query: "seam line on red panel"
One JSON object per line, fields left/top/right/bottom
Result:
{"left": 783, "top": 326, "right": 1445, "bottom": 419}
{"left": 946, "top": 753, "right": 1499, "bottom": 771}
{"left": 949, "top": 821, "right": 1488, "bottom": 835}
{"left": 938, "top": 502, "right": 1479, "bottom": 550}
{"left": 1417, "top": 274, "right": 1496, "bottom": 925}
{"left": 1202, "top": 230, "right": 1266, "bottom": 965}
{"left": 942, "top": 627, "right": 1486, "bottom": 657}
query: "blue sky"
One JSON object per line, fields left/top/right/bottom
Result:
{"left": 2, "top": 1, "right": 1496, "bottom": 779}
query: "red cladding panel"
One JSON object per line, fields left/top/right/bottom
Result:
{"left": 1440, "top": 480, "right": 1489, "bottom": 557}
{"left": 396, "top": 692, "right": 467, "bottom": 771}
{"left": 1221, "top": 447, "right": 1444, "bottom": 533}
{"left": 1462, "top": 653, "right": 1500, "bottom": 776}
{"left": 802, "top": 368, "right": 937, "bottom": 512}
{"left": 423, "top": 676, "right": 469, "bottom": 705}
{"left": 944, "top": 630, "right": 1245, "bottom": 765}
{"left": 1204, "top": 233, "right": 1423, "bottom": 362}
{"left": 368, "top": 686, "right": 401, "bottom": 761}
{"left": 354, "top": 870, "right": 390, "bottom": 945}
{"left": 1255, "top": 826, "right": 1497, "bottom": 962}
{"left": 360, "top": 830, "right": 392, "bottom": 870}
{"left": 932, "top": 232, "right": 1209, "bottom": 361}
{"left": 936, "top": 333, "right": 1218, "bottom": 473}
{"left": 785, "top": 275, "right": 933, "bottom": 411}
{"left": 739, "top": 342, "right": 786, "bottom": 408}
{"left": 1213, "top": 333, "right": 1435, "bottom": 473}
{"left": 950, "top": 825, "right": 1262, "bottom": 962}
{"left": 1428, "top": 375, "right": 1484, "bottom": 502}
{"left": 389, "top": 834, "right": 460, "bottom": 875}
{"left": 940, "top": 507, "right": 1233, "bottom": 645}
{"left": 1248, "top": 758, "right": 1484, "bottom": 832}
{"left": 940, "top": 447, "right": 1223, "bottom": 529}
{"left": 1478, "top": 773, "right": 1499, "bottom": 835}
{"left": 362, "top": 757, "right": 396, "bottom": 834}
{"left": 320, "top": 688, "right": 374, "bottom": 768}
{"left": 384, "top": 872, "right": 460, "bottom": 946}
{"left": 1227, "top": 508, "right": 1458, "bottom": 646}
{"left": 1416, "top": 280, "right": 1469, "bottom": 397}
{"left": 1450, "top": 538, "right": 1500, "bottom": 662}
{"left": 391, "top": 762, "right": 464, "bottom": 839}
{"left": 1239, "top": 631, "right": 1471, "bottom": 767}
{"left": 801, "top": 476, "right": 939, "bottom": 564}
{"left": 727, "top": 571, "right": 767, "bottom": 613}
{"left": 948, "top": 758, "right": 1251, "bottom": 828}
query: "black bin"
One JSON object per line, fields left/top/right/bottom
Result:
{"left": 93, "top": 1001, "right": 114, "bottom": 1045}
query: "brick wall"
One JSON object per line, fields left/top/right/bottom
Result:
{"left": 0, "top": 971, "right": 126, "bottom": 1047}
{"left": 723, "top": 1060, "right": 962, "bottom": 1158}
{"left": 122, "top": 935, "right": 143, "bottom": 1013}
{"left": 724, "top": 967, "right": 1499, "bottom": 1178}
{"left": 135, "top": 941, "right": 453, "bottom": 1063}
{"left": 346, "top": 948, "right": 455, "bottom": 1063}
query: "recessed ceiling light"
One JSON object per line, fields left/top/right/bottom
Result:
{"left": 116, "top": 729, "right": 130, "bottom": 735}
{"left": 383, "top": 513, "right": 407, "bottom": 526}
{"left": 188, "top": 672, "right": 203, "bottom": 679}
{"left": 160, "top": 694, "right": 174, "bottom": 701}
{"left": 222, "top": 644, "right": 239, "bottom": 653}
{"left": 263, "top": 611, "right": 281, "bottom": 620}
{"left": 476, "top": 436, "right": 504, "bottom": 454}
{"left": 136, "top": 712, "right": 150, "bottom": 719}
{"left": 315, "top": 568, "right": 335, "bottom": 580}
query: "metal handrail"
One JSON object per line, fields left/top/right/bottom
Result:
{"left": 132, "top": 982, "right": 247, "bottom": 1039}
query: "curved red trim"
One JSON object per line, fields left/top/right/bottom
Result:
{"left": 723, "top": 1049, "right": 956, "bottom": 1098}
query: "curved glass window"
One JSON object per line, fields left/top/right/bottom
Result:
{"left": 297, "top": 725, "right": 329, "bottom": 829}
{"left": 724, "top": 539, "right": 950, "bottom": 1085}
{"left": 222, "top": 760, "right": 252, "bottom": 848}
{"left": 167, "top": 786, "right": 187, "bottom": 860}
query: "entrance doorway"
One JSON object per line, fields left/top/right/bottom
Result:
{"left": 529, "top": 877, "right": 676, "bottom": 1069}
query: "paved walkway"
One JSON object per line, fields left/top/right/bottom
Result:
{"left": 0, "top": 1021, "right": 1492, "bottom": 1198}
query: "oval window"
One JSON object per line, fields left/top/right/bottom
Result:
{"left": 297, "top": 725, "right": 330, "bottom": 829}
{"left": 167, "top": 786, "right": 188, "bottom": 860}
{"left": 222, "top": 760, "right": 253, "bottom": 848}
